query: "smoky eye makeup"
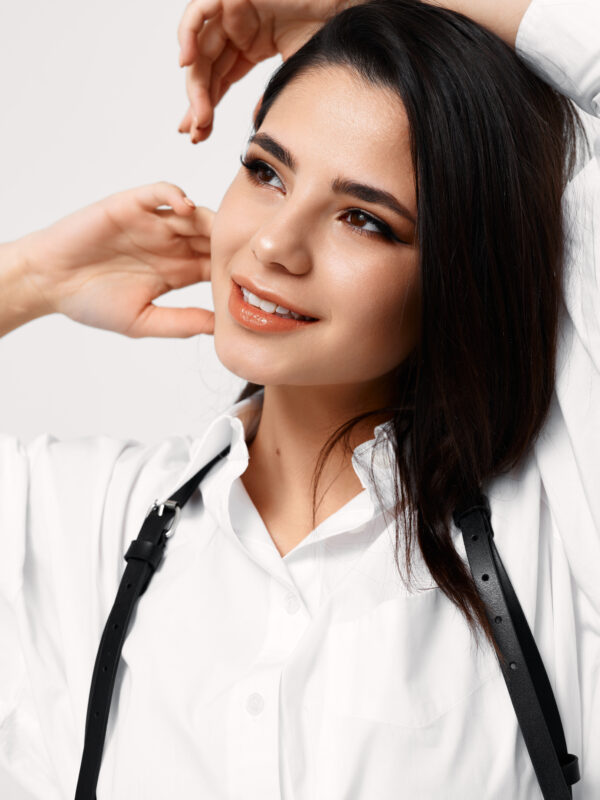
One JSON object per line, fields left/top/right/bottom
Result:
{"left": 240, "top": 155, "right": 283, "bottom": 189}
{"left": 239, "top": 153, "right": 410, "bottom": 245}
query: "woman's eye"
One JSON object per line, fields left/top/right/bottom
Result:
{"left": 240, "top": 156, "right": 284, "bottom": 190}
{"left": 240, "top": 155, "right": 404, "bottom": 244}
{"left": 342, "top": 209, "right": 399, "bottom": 242}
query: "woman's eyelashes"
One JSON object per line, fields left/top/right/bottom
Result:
{"left": 241, "top": 156, "right": 284, "bottom": 190}
{"left": 342, "top": 210, "right": 399, "bottom": 242}
{"left": 239, "top": 155, "right": 405, "bottom": 244}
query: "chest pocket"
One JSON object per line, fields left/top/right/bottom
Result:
{"left": 324, "top": 587, "right": 499, "bottom": 728}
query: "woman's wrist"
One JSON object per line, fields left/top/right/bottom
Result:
{"left": 421, "top": 0, "right": 533, "bottom": 48}
{"left": 0, "top": 234, "right": 53, "bottom": 337}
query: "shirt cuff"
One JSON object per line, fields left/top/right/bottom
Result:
{"left": 515, "top": 0, "right": 600, "bottom": 116}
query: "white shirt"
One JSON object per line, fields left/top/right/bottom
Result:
{"left": 1, "top": 1, "right": 599, "bottom": 798}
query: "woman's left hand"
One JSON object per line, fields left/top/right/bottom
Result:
{"left": 177, "top": 0, "right": 344, "bottom": 143}
{"left": 19, "top": 182, "right": 216, "bottom": 338}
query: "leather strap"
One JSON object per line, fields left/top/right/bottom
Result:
{"left": 74, "top": 445, "right": 231, "bottom": 800}
{"left": 74, "top": 458, "right": 581, "bottom": 799}
{"left": 453, "top": 493, "right": 580, "bottom": 799}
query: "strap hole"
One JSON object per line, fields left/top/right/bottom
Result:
{"left": 126, "top": 583, "right": 132, "bottom": 589}
{"left": 112, "top": 623, "right": 120, "bottom": 630}
{"left": 481, "top": 573, "right": 490, "bottom": 581}
{"left": 509, "top": 661, "right": 518, "bottom": 670}
{"left": 494, "top": 616, "right": 502, "bottom": 624}
{"left": 471, "top": 534, "right": 479, "bottom": 541}
{"left": 93, "top": 711, "right": 100, "bottom": 719}
{"left": 102, "top": 665, "right": 108, "bottom": 672}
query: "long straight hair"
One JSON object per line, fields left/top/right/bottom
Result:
{"left": 236, "top": 0, "right": 584, "bottom": 649}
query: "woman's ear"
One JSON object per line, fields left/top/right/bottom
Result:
{"left": 252, "top": 94, "right": 264, "bottom": 126}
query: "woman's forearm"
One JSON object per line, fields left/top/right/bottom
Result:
{"left": 422, "top": 0, "right": 533, "bottom": 47}
{"left": 0, "top": 237, "right": 49, "bottom": 338}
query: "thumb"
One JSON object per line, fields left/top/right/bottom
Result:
{"left": 126, "top": 306, "right": 215, "bottom": 339}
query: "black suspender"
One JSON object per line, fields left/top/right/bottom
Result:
{"left": 453, "top": 494, "right": 580, "bottom": 799}
{"left": 74, "top": 464, "right": 580, "bottom": 799}
{"left": 74, "top": 445, "right": 232, "bottom": 800}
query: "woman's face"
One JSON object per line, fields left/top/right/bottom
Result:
{"left": 210, "top": 65, "right": 420, "bottom": 391}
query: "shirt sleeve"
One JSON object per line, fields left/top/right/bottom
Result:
{"left": 0, "top": 431, "right": 196, "bottom": 799}
{"left": 516, "top": 1, "right": 600, "bottom": 615}
{"left": 516, "top": 0, "right": 600, "bottom": 117}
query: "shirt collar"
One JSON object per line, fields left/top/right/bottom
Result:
{"left": 165, "top": 388, "right": 398, "bottom": 538}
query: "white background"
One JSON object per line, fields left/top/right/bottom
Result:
{"left": 0, "top": 1, "right": 279, "bottom": 796}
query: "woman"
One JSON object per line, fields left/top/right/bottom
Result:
{"left": 1, "top": 0, "right": 598, "bottom": 798}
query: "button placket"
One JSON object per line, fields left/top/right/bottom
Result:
{"left": 246, "top": 692, "right": 265, "bottom": 716}
{"left": 284, "top": 592, "right": 300, "bottom": 615}
{"left": 226, "top": 668, "right": 282, "bottom": 799}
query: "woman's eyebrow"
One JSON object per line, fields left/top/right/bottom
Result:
{"left": 249, "top": 132, "right": 297, "bottom": 171}
{"left": 248, "top": 131, "right": 416, "bottom": 225}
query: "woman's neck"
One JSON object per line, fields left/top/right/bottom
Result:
{"left": 240, "top": 382, "right": 394, "bottom": 555}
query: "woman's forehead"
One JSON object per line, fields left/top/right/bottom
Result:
{"left": 254, "top": 65, "right": 415, "bottom": 204}
{"left": 261, "top": 65, "right": 410, "bottom": 146}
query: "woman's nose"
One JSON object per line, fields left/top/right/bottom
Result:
{"left": 249, "top": 203, "right": 313, "bottom": 275}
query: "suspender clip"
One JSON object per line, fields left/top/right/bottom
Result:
{"left": 145, "top": 498, "right": 181, "bottom": 538}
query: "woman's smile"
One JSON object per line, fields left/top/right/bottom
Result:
{"left": 228, "top": 279, "right": 319, "bottom": 332}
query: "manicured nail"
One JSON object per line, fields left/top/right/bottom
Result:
{"left": 183, "top": 196, "right": 196, "bottom": 208}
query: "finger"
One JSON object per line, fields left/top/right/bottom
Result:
{"left": 154, "top": 205, "right": 215, "bottom": 235}
{"left": 130, "top": 182, "right": 197, "bottom": 215}
{"left": 240, "top": 25, "right": 278, "bottom": 66}
{"left": 210, "top": 39, "right": 239, "bottom": 90}
{"left": 220, "top": 0, "right": 260, "bottom": 53}
{"left": 164, "top": 253, "right": 212, "bottom": 288}
{"left": 186, "top": 58, "right": 214, "bottom": 132}
{"left": 211, "top": 53, "right": 256, "bottom": 109}
{"left": 187, "top": 15, "right": 229, "bottom": 126}
{"left": 152, "top": 214, "right": 213, "bottom": 247}
{"left": 177, "top": 0, "right": 223, "bottom": 66}
{"left": 128, "top": 305, "right": 215, "bottom": 339}
{"left": 208, "top": 49, "right": 237, "bottom": 108}
{"left": 190, "top": 117, "right": 214, "bottom": 144}
{"left": 179, "top": 104, "right": 214, "bottom": 138}
{"left": 178, "top": 106, "right": 193, "bottom": 133}
{"left": 186, "top": 234, "right": 212, "bottom": 253}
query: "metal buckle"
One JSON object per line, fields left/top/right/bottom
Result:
{"left": 145, "top": 498, "right": 181, "bottom": 538}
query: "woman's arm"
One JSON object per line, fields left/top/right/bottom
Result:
{"left": 0, "top": 239, "right": 49, "bottom": 337}
{"left": 429, "top": 1, "right": 600, "bottom": 118}
{"left": 421, "top": 1, "right": 532, "bottom": 48}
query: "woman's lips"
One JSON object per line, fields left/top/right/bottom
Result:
{"left": 228, "top": 280, "right": 318, "bottom": 333}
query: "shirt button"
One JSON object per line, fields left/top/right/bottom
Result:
{"left": 284, "top": 593, "right": 300, "bottom": 615}
{"left": 246, "top": 693, "right": 264, "bottom": 716}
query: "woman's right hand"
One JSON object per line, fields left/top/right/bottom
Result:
{"left": 11, "top": 182, "right": 215, "bottom": 339}
{"left": 177, "top": 0, "right": 348, "bottom": 142}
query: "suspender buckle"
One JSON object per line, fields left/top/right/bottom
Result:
{"left": 145, "top": 498, "right": 181, "bottom": 538}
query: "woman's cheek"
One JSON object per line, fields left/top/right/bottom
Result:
{"left": 357, "top": 267, "right": 421, "bottom": 369}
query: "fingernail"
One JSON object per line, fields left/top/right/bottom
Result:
{"left": 183, "top": 196, "right": 196, "bottom": 208}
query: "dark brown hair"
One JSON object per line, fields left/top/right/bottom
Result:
{"left": 235, "top": 0, "right": 584, "bottom": 650}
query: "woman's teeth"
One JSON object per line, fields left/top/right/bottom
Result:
{"left": 241, "top": 286, "right": 313, "bottom": 321}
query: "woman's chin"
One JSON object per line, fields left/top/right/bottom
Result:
{"left": 213, "top": 335, "right": 280, "bottom": 386}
